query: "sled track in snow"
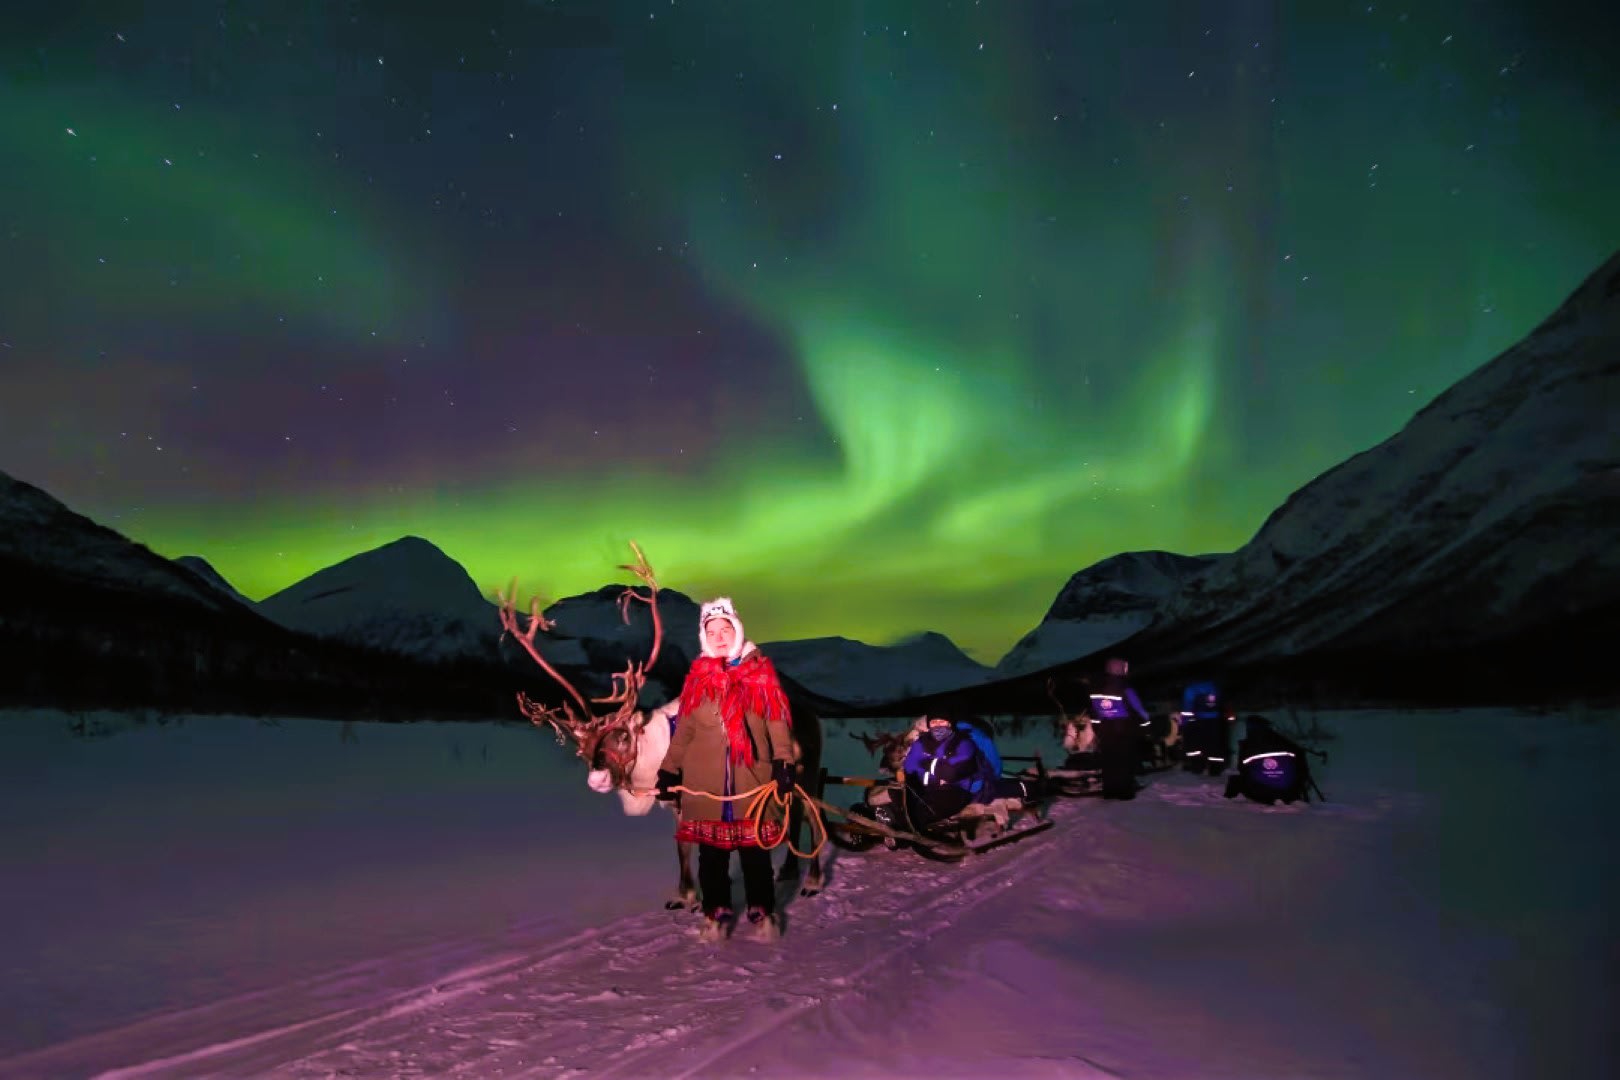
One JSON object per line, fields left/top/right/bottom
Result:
{"left": 167, "top": 812, "right": 1063, "bottom": 1078}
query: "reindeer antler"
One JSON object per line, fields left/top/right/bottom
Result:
{"left": 614, "top": 539, "right": 663, "bottom": 671}
{"left": 577, "top": 539, "right": 663, "bottom": 718}
{"left": 496, "top": 582, "right": 592, "bottom": 741}
{"left": 496, "top": 541, "right": 665, "bottom": 747}
{"left": 1046, "top": 675, "right": 1071, "bottom": 717}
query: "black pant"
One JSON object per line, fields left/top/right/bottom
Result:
{"left": 697, "top": 843, "right": 774, "bottom": 917}
{"left": 1198, "top": 719, "right": 1230, "bottom": 772}
{"left": 1097, "top": 718, "right": 1139, "bottom": 798}
{"left": 902, "top": 777, "right": 972, "bottom": 829}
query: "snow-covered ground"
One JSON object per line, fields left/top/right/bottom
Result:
{"left": 1, "top": 704, "right": 1614, "bottom": 1078}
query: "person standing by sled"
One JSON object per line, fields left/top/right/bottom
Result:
{"left": 1089, "top": 657, "right": 1152, "bottom": 799}
{"left": 655, "top": 598, "right": 796, "bottom": 943}
{"left": 1178, "top": 680, "right": 1232, "bottom": 776}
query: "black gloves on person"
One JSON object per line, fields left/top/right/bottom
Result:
{"left": 772, "top": 759, "right": 796, "bottom": 798}
{"left": 655, "top": 769, "right": 681, "bottom": 801}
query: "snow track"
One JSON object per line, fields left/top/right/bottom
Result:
{"left": 97, "top": 811, "right": 1061, "bottom": 1079}
{"left": 5, "top": 708, "right": 1605, "bottom": 1080}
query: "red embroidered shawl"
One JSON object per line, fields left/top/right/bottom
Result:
{"left": 679, "top": 652, "right": 791, "bottom": 766}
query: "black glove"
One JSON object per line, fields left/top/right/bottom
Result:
{"left": 655, "top": 769, "right": 681, "bottom": 802}
{"left": 772, "top": 760, "right": 795, "bottom": 797}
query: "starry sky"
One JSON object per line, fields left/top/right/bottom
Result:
{"left": 3, "top": 1, "right": 1618, "bottom": 661}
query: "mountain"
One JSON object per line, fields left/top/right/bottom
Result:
{"left": 762, "top": 631, "right": 992, "bottom": 706}
{"left": 174, "top": 555, "right": 257, "bottom": 608}
{"left": 0, "top": 471, "right": 517, "bottom": 717}
{"left": 1119, "top": 249, "right": 1620, "bottom": 696}
{"left": 995, "top": 551, "right": 1224, "bottom": 676}
{"left": 0, "top": 473, "right": 763, "bottom": 717}
{"left": 834, "top": 250, "right": 1620, "bottom": 715}
{"left": 527, "top": 584, "right": 703, "bottom": 704}
{"left": 257, "top": 537, "right": 510, "bottom": 666}
{"left": 0, "top": 471, "right": 256, "bottom": 620}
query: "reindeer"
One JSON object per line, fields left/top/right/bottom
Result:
{"left": 852, "top": 718, "right": 929, "bottom": 776}
{"left": 1048, "top": 676, "right": 1097, "bottom": 760}
{"left": 496, "top": 542, "right": 825, "bottom": 910}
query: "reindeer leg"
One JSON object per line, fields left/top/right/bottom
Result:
{"left": 776, "top": 796, "right": 802, "bottom": 886}
{"left": 666, "top": 838, "right": 699, "bottom": 911}
{"left": 794, "top": 774, "right": 825, "bottom": 899}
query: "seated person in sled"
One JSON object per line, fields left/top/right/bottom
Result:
{"left": 898, "top": 713, "right": 1033, "bottom": 829}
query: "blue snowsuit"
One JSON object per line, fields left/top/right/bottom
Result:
{"left": 901, "top": 721, "right": 1030, "bottom": 825}
{"left": 901, "top": 724, "right": 990, "bottom": 826}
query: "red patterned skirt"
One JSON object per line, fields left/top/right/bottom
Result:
{"left": 675, "top": 818, "right": 783, "bottom": 850}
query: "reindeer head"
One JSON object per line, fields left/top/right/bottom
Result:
{"left": 575, "top": 709, "right": 651, "bottom": 792}
{"left": 498, "top": 541, "right": 667, "bottom": 796}
{"left": 853, "top": 718, "right": 929, "bottom": 775}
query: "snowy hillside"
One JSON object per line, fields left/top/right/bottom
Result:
{"left": 173, "top": 555, "right": 257, "bottom": 608}
{"left": 1124, "top": 251, "right": 1620, "bottom": 682}
{"left": 996, "top": 551, "right": 1223, "bottom": 676}
{"left": 533, "top": 585, "right": 700, "bottom": 700}
{"left": 0, "top": 469, "right": 248, "bottom": 618}
{"left": 257, "top": 537, "right": 517, "bottom": 667}
{"left": 763, "top": 631, "right": 993, "bottom": 705}
{"left": 2, "top": 705, "right": 1612, "bottom": 1078}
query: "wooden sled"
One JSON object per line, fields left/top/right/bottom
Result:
{"left": 1018, "top": 746, "right": 1181, "bottom": 798}
{"left": 817, "top": 766, "right": 1056, "bottom": 863}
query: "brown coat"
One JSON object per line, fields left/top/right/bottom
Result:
{"left": 659, "top": 651, "right": 796, "bottom": 823}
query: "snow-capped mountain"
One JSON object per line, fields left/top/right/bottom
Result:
{"left": 1125, "top": 249, "right": 1620, "bottom": 684}
{"left": 995, "top": 551, "right": 1223, "bottom": 677}
{"left": 762, "top": 631, "right": 993, "bottom": 706}
{"left": 0, "top": 470, "right": 249, "bottom": 618}
{"left": 253, "top": 543, "right": 711, "bottom": 700}
{"left": 832, "top": 251, "right": 1620, "bottom": 716}
{"left": 537, "top": 585, "right": 699, "bottom": 661}
{"left": 174, "top": 555, "right": 257, "bottom": 608}
{"left": 257, "top": 537, "right": 513, "bottom": 666}
{"left": 526, "top": 585, "right": 702, "bottom": 703}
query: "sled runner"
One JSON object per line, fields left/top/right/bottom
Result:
{"left": 1019, "top": 740, "right": 1180, "bottom": 798}
{"left": 817, "top": 768, "right": 1055, "bottom": 863}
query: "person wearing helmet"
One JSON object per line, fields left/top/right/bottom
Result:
{"left": 1088, "top": 657, "right": 1152, "bottom": 799}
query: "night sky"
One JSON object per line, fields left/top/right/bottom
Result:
{"left": 3, "top": 2, "right": 1618, "bottom": 660}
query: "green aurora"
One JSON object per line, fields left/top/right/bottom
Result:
{"left": 3, "top": 4, "right": 1618, "bottom": 660}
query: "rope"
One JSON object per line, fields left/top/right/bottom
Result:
{"left": 803, "top": 788, "right": 971, "bottom": 857}
{"left": 630, "top": 780, "right": 830, "bottom": 860}
{"left": 629, "top": 779, "right": 974, "bottom": 859}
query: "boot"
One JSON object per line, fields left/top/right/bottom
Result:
{"left": 699, "top": 907, "right": 734, "bottom": 943}
{"left": 743, "top": 906, "right": 780, "bottom": 942}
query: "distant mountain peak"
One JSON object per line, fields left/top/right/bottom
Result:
{"left": 174, "top": 555, "right": 256, "bottom": 607}
{"left": 989, "top": 549, "right": 1223, "bottom": 677}
{"left": 1043, "top": 550, "right": 1223, "bottom": 622}
{"left": 0, "top": 469, "right": 250, "bottom": 618}
{"left": 257, "top": 536, "right": 496, "bottom": 662}
{"left": 373, "top": 534, "right": 449, "bottom": 557}
{"left": 760, "top": 631, "right": 991, "bottom": 706}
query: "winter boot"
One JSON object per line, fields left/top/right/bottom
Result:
{"left": 744, "top": 906, "right": 780, "bottom": 943}
{"left": 699, "top": 907, "right": 734, "bottom": 943}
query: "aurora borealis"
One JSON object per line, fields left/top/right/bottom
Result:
{"left": 3, "top": 3, "right": 1618, "bottom": 660}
